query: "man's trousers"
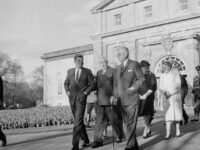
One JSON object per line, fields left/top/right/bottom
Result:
{"left": 94, "top": 105, "right": 124, "bottom": 143}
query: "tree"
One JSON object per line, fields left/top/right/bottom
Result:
{"left": 31, "top": 66, "right": 44, "bottom": 102}
{"left": 0, "top": 52, "right": 27, "bottom": 107}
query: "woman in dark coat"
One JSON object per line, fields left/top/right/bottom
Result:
{"left": 139, "top": 60, "right": 157, "bottom": 139}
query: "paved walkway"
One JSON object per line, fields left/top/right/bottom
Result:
{"left": 1, "top": 108, "right": 200, "bottom": 150}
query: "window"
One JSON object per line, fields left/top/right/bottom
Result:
{"left": 144, "top": 6, "right": 153, "bottom": 20}
{"left": 114, "top": 14, "right": 122, "bottom": 26}
{"left": 196, "top": 0, "right": 200, "bottom": 7}
{"left": 155, "top": 56, "right": 186, "bottom": 76}
{"left": 57, "top": 79, "right": 62, "bottom": 95}
{"left": 179, "top": 0, "right": 189, "bottom": 12}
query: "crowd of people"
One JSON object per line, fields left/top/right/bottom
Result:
{"left": 0, "top": 106, "right": 74, "bottom": 129}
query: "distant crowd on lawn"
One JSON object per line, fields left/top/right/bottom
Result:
{"left": 0, "top": 106, "right": 83, "bottom": 129}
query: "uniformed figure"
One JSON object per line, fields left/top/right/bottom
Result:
{"left": 64, "top": 54, "right": 95, "bottom": 150}
{"left": 180, "top": 74, "right": 189, "bottom": 125}
{"left": 191, "top": 66, "right": 200, "bottom": 122}
{"left": 0, "top": 72, "right": 7, "bottom": 147}
{"left": 92, "top": 57, "right": 124, "bottom": 148}
{"left": 112, "top": 46, "right": 145, "bottom": 150}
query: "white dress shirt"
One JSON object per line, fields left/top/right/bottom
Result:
{"left": 123, "top": 59, "right": 128, "bottom": 67}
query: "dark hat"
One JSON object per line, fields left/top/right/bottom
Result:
{"left": 140, "top": 60, "right": 150, "bottom": 67}
{"left": 196, "top": 66, "right": 200, "bottom": 71}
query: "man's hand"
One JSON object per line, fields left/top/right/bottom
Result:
{"left": 66, "top": 91, "right": 70, "bottom": 96}
{"left": 127, "top": 87, "right": 136, "bottom": 94}
{"left": 110, "top": 96, "right": 118, "bottom": 105}
{"left": 3, "top": 102, "right": 6, "bottom": 108}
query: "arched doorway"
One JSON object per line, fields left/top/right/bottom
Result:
{"left": 155, "top": 55, "right": 187, "bottom": 77}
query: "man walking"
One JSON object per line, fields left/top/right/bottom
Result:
{"left": 92, "top": 57, "right": 124, "bottom": 148}
{"left": 112, "top": 46, "right": 145, "bottom": 150}
{"left": 64, "top": 54, "right": 95, "bottom": 150}
{"left": 0, "top": 71, "right": 7, "bottom": 147}
{"left": 191, "top": 66, "right": 200, "bottom": 122}
{"left": 180, "top": 74, "right": 189, "bottom": 124}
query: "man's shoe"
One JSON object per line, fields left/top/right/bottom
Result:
{"left": 191, "top": 119, "right": 199, "bottom": 122}
{"left": 124, "top": 148, "right": 138, "bottom": 150}
{"left": 91, "top": 142, "right": 103, "bottom": 148}
{"left": 85, "top": 124, "right": 92, "bottom": 128}
{"left": 184, "top": 119, "right": 188, "bottom": 124}
{"left": 82, "top": 140, "right": 89, "bottom": 147}
{"left": 2, "top": 138, "right": 7, "bottom": 147}
{"left": 116, "top": 138, "right": 125, "bottom": 143}
{"left": 71, "top": 146, "right": 79, "bottom": 150}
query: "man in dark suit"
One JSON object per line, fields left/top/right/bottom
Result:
{"left": 180, "top": 74, "right": 189, "bottom": 125}
{"left": 0, "top": 74, "right": 7, "bottom": 147}
{"left": 112, "top": 46, "right": 145, "bottom": 150}
{"left": 191, "top": 66, "right": 200, "bottom": 122}
{"left": 64, "top": 54, "right": 95, "bottom": 150}
{"left": 92, "top": 57, "right": 124, "bottom": 148}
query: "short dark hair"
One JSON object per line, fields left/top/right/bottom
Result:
{"left": 74, "top": 54, "right": 83, "bottom": 60}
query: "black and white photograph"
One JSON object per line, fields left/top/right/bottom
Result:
{"left": 0, "top": 0, "right": 200, "bottom": 150}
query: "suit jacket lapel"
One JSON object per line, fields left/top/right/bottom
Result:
{"left": 72, "top": 68, "right": 76, "bottom": 83}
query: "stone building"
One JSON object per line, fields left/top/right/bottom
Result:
{"left": 42, "top": 0, "right": 200, "bottom": 106}
{"left": 91, "top": 0, "right": 200, "bottom": 83}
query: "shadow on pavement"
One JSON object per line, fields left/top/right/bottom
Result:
{"left": 140, "top": 120, "right": 200, "bottom": 150}
{"left": 5, "top": 128, "right": 94, "bottom": 147}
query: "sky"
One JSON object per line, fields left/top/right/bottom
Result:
{"left": 0, "top": 0, "right": 101, "bottom": 78}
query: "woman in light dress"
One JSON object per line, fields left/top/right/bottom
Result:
{"left": 158, "top": 61, "right": 183, "bottom": 139}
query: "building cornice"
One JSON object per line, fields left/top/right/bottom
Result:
{"left": 91, "top": 0, "right": 147, "bottom": 13}
{"left": 41, "top": 44, "right": 93, "bottom": 60}
{"left": 143, "top": 33, "right": 200, "bottom": 46}
{"left": 91, "top": 13, "right": 200, "bottom": 40}
{"left": 90, "top": 0, "right": 115, "bottom": 13}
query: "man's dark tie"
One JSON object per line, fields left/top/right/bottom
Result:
{"left": 75, "top": 69, "right": 79, "bottom": 84}
{"left": 121, "top": 65, "right": 124, "bottom": 72}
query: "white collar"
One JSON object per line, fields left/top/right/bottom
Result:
{"left": 123, "top": 59, "right": 128, "bottom": 67}
{"left": 76, "top": 68, "right": 82, "bottom": 70}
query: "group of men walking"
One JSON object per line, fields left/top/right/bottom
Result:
{"left": 64, "top": 45, "right": 200, "bottom": 150}
{"left": 64, "top": 46, "right": 145, "bottom": 150}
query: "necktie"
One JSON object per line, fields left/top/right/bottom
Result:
{"left": 75, "top": 69, "right": 79, "bottom": 83}
{"left": 121, "top": 64, "right": 124, "bottom": 72}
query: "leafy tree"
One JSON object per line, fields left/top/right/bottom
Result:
{"left": 30, "top": 66, "right": 44, "bottom": 103}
